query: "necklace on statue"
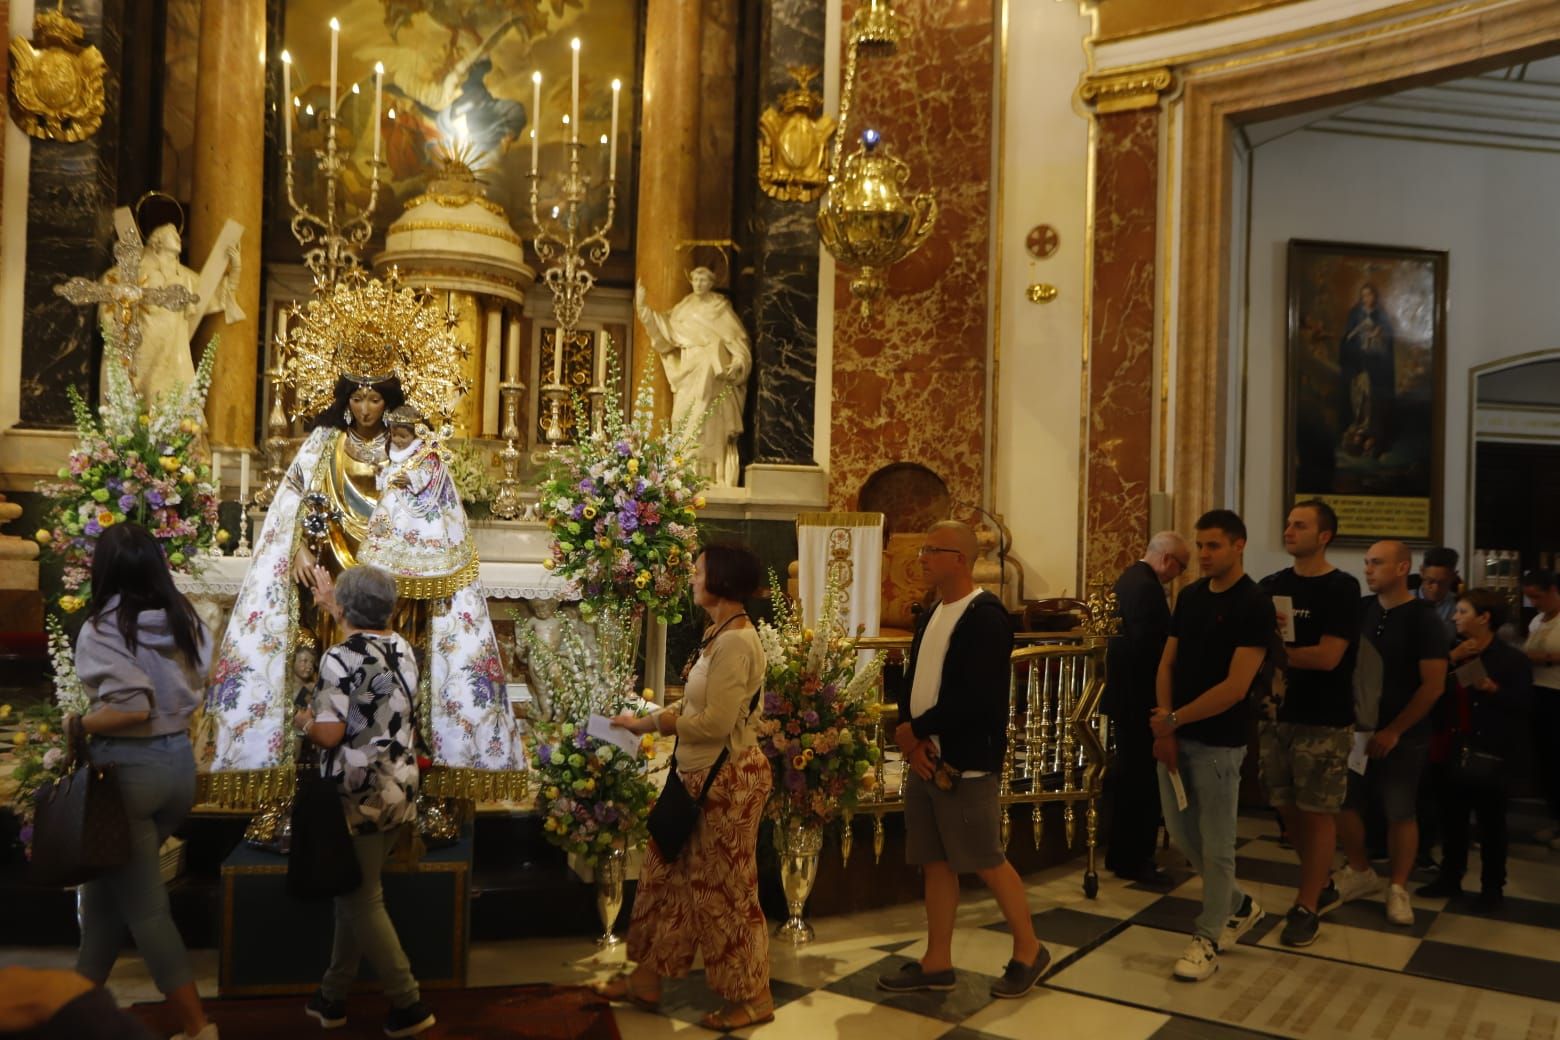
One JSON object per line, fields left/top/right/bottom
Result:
{"left": 345, "top": 426, "right": 388, "bottom": 463}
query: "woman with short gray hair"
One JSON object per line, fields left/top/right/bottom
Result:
{"left": 293, "top": 564, "right": 434, "bottom": 1038}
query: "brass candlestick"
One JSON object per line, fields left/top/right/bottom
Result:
{"left": 490, "top": 382, "right": 525, "bottom": 520}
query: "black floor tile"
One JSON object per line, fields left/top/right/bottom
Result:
{"left": 979, "top": 907, "right": 1123, "bottom": 949}
{"left": 873, "top": 938, "right": 919, "bottom": 954}
{"left": 1438, "top": 891, "right": 1560, "bottom": 931}
{"left": 1233, "top": 856, "right": 1302, "bottom": 889}
{"left": 1405, "top": 939, "right": 1560, "bottom": 1003}
{"left": 824, "top": 953, "right": 997, "bottom": 1024}
{"left": 656, "top": 970, "right": 811, "bottom": 1027}
{"left": 1129, "top": 895, "right": 1203, "bottom": 936}
{"left": 1149, "top": 1013, "right": 1280, "bottom": 1039}
{"left": 1322, "top": 896, "right": 1436, "bottom": 938}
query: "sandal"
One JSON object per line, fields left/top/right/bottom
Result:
{"left": 699, "top": 997, "right": 775, "bottom": 1030}
{"left": 591, "top": 972, "right": 661, "bottom": 1011}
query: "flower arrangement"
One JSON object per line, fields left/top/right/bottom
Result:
{"left": 1, "top": 619, "right": 91, "bottom": 853}
{"left": 34, "top": 338, "right": 224, "bottom": 608}
{"left": 535, "top": 362, "right": 708, "bottom": 623}
{"left": 442, "top": 438, "right": 499, "bottom": 508}
{"left": 755, "top": 575, "right": 886, "bottom": 830}
{"left": 526, "top": 612, "right": 658, "bottom": 859}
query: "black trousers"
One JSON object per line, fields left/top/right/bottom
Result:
{"left": 1432, "top": 762, "right": 1509, "bottom": 894}
{"left": 1532, "top": 689, "right": 1560, "bottom": 820}
{"left": 1104, "top": 709, "right": 1161, "bottom": 874}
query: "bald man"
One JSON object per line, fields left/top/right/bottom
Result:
{"left": 1104, "top": 531, "right": 1189, "bottom": 884}
{"left": 880, "top": 521, "right": 1049, "bottom": 999}
{"left": 1329, "top": 540, "right": 1448, "bottom": 927}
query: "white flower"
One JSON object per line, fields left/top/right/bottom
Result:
{"left": 42, "top": 748, "right": 64, "bottom": 770}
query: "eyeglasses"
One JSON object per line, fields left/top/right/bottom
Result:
{"left": 918, "top": 546, "right": 962, "bottom": 559}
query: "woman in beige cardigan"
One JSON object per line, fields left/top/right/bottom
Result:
{"left": 598, "top": 542, "right": 772, "bottom": 1030}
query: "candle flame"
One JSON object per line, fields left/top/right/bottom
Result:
{"left": 351, "top": 83, "right": 360, "bottom": 94}
{"left": 570, "top": 37, "right": 580, "bottom": 51}
{"left": 329, "top": 17, "right": 340, "bottom": 31}
{"left": 612, "top": 79, "right": 621, "bottom": 91}
{"left": 599, "top": 134, "right": 607, "bottom": 145}
{"left": 532, "top": 70, "right": 542, "bottom": 84}
{"left": 281, "top": 50, "right": 292, "bottom": 64}
{"left": 375, "top": 61, "right": 384, "bottom": 75}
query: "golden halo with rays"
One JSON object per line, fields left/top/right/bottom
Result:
{"left": 278, "top": 268, "right": 471, "bottom": 425}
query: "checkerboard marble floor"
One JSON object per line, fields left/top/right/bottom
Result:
{"left": 7, "top": 807, "right": 1560, "bottom": 1039}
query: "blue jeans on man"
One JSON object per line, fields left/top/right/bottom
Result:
{"left": 1156, "top": 739, "right": 1250, "bottom": 943}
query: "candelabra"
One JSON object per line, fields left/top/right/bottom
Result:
{"left": 233, "top": 497, "right": 254, "bottom": 558}
{"left": 253, "top": 350, "right": 292, "bottom": 508}
{"left": 490, "top": 382, "right": 526, "bottom": 520}
{"left": 527, "top": 43, "right": 622, "bottom": 444}
{"left": 279, "top": 23, "right": 385, "bottom": 285}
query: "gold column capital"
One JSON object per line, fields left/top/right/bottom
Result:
{"left": 1079, "top": 67, "right": 1174, "bottom": 113}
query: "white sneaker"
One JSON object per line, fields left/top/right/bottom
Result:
{"left": 1173, "top": 935, "right": 1219, "bottom": 982}
{"left": 1385, "top": 884, "right": 1414, "bottom": 926}
{"left": 1217, "top": 895, "right": 1265, "bottom": 951}
{"left": 1331, "top": 865, "right": 1385, "bottom": 905}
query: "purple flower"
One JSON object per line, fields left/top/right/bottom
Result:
{"left": 574, "top": 730, "right": 590, "bottom": 749}
{"left": 615, "top": 441, "right": 631, "bottom": 456}
{"left": 619, "top": 511, "right": 639, "bottom": 533}
{"left": 578, "top": 478, "right": 597, "bottom": 494}
{"left": 572, "top": 503, "right": 586, "bottom": 519}
{"left": 117, "top": 494, "right": 138, "bottom": 511}
{"left": 84, "top": 520, "right": 102, "bottom": 536}
{"left": 537, "top": 744, "right": 553, "bottom": 765}
{"left": 106, "top": 478, "right": 122, "bottom": 492}
{"left": 145, "top": 489, "right": 165, "bottom": 507}
{"left": 802, "top": 710, "right": 820, "bottom": 727}
{"left": 763, "top": 693, "right": 782, "bottom": 714}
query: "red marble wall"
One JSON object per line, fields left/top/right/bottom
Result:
{"left": 829, "top": 0, "right": 992, "bottom": 513}
{"left": 1085, "top": 109, "right": 1158, "bottom": 585}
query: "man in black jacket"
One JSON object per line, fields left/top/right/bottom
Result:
{"left": 878, "top": 521, "right": 1049, "bottom": 1000}
{"left": 1104, "top": 531, "right": 1189, "bottom": 884}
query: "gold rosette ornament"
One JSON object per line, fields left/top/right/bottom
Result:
{"left": 279, "top": 268, "right": 470, "bottom": 425}
{"left": 8, "top": 5, "right": 107, "bottom": 142}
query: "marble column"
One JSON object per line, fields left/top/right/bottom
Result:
{"left": 19, "top": 0, "right": 123, "bottom": 426}
{"left": 1079, "top": 71, "right": 1171, "bottom": 588}
{"left": 631, "top": 0, "right": 703, "bottom": 428}
{"left": 748, "top": 0, "right": 825, "bottom": 466}
{"left": 189, "top": 0, "right": 264, "bottom": 449}
{"left": 829, "top": 1, "right": 992, "bottom": 510}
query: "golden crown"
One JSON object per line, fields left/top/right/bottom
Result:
{"left": 279, "top": 268, "right": 470, "bottom": 424}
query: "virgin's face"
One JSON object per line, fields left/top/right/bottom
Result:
{"left": 1361, "top": 286, "right": 1377, "bottom": 308}
{"left": 349, "top": 388, "right": 386, "bottom": 430}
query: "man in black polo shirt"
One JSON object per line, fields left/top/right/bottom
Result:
{"left": 1331, "top": 540, "right": 1448, "bottom": 926}
{"left": 1259, "top": 500, "right": 1359, "bottom": 947}
{"left": 1150, "top": 509, "right": 1273, "bottom": 982}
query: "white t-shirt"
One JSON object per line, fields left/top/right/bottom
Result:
{"left": 908, "top": 589, "right": 986, "bottom": 777}
{"left": 1527, "top": 612, "right": 1560, "bottom": 690}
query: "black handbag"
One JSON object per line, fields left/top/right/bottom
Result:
{"left": 28, "top": 732, "right": 131, "bottom": 887}
{"left": 1452, "top": 740, "right": 1505, "bottom": 788}
{"left": 647, "top": 689, "right": 760, "bottom": 862}
{"left": 286, "top": 766, "right": 361, "bottom": 899}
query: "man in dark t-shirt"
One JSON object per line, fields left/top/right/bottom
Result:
{"left": 1150, "top": 509, "right": 1272, "bottom": 982}
{"left": 1258, "top": 500, "right": 1359, "bottom": 947}
{"left": 1332, "top": 540, "right": 1448, "bottom": 928}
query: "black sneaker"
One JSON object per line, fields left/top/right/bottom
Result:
{"left": 1279, "top": 905, "right": 1319, "bottom": 948}
{"left": 1315, "top": 883, "right": 1340, "bottom": 916}
{"left": 877, "top": 962, "right": 957, "bottom": 993}
{"left": 383, "top": 1001, "right": 435, "bottom": 1038}
{"left": 304, "top": 991, "right": 346, "bottom": 1029}
{"left": 1471, "top": 890, "right": 1505, "bottom": 914}
{"left": 1416, "top": 875, "right": 1464, "bottom": 899}
{"left": 990, "top": 946, "right": 1051, "bottom": 999}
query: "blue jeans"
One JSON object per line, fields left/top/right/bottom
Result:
{"left": 322, "top": 825, "right": 420, "bottom": 1008}
{"left": 77, "top": 733, "right": 196, "bottom": 993}
{"left": 1157, "top": 738, "right": 1248, "bottom": 943}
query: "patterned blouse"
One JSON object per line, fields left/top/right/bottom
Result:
{"left": 313, "top": 631, "right": 420, "bottom": 834}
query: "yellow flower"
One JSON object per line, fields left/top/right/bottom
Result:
{"left": 137, "top": 414, "right": 150, "bottom": 426}
{"left": 34, "top": 529, "right": 51, "bottom": 545}
{"left": 11, "top": 732, "right": 25, "bottom": 747}
{"left": 642, "top": 688, "right": 655, "bottom": 700}
{"left": 216, "top": 529, "right": 231, "bottom": 544}
{"left": 542, "top": 558, "right": 556, "bottom": 571}
{"left": 634, "top": 571, "right": 650, "bottom": 589}
{"left": 597, "top": 537, "right": 611, "bottom": 549}
{"left": 36, "top": 724, "right": 49, "bottom": 737}
{"left": 97, "top": 511, "right": 116, "bottom": 527}
{"left": 692, "top": 495, "right": 706, "bottom": 509}
{"left": 673, "top": 455, "right": 683, "bottom": 466}
{"left": 627, "top": 458, "right": 639, "bottom": 475}
{"left": 791, "top": 754, "right": 806, "bottom": 770}
{"left": 58, "top": 595, "right": 85, "bottom": 613}
{"left": 159, "top": 456, "right": 180, "bottom": 473}
{"left": 545, "top": 786, "right": 560, "bottom": 800}
{"left": 802, "top": 748, "right": 814, "bottom": 761}
{"left": 179, "top": 418, "right": 198, "bottom": 435}
{"left": 861, "top": 773, "right": 878, "bottom": 790}
{"left": 803, "top": 629, "right": 815, "bottom": 642}
{"left": 639, "top": 733, "right": 655, "bottom": 750}
{"left": 0, "top": 704, "right": 11, "bottom": 719}
{"left": 582, "top": 505, "right": 597, "bottom": 520}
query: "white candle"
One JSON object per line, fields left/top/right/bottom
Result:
{"left": 281, "top": 51, "right": 293, "bottom": 153}
{"left": 570, "top": 38, "right": 580, "bottom": 144}
{"left": 328, "top": 18, "right": 340, "bottom": 118}
{"left": 505, "top": 313, "right": 521, "bottom": 383}
{"left": 551, "top": 329, "right": 563, "bottom": 386}
{"left": 609, "top": 78, "right": 621, "bottom": 180}
{"left": 211, "top": 449, "right": 222, "bottom": 489}
{"left": 530, "top": 71, "right": 541, "bottom": 174}
{"left": 239, "top": 452, "right": 251, "bottom": 503}
{"left": 593, "top": 334, "right": 606, "bottom": 387}
{"left": 372, "top": 62, "right": 383, "bottom": 161}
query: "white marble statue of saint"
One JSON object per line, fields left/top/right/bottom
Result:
{"left": 101, "top": 220, "right": 243, "bottom": 407}
{"left": 634, "top": 266, "right": 752, "bottom": 487}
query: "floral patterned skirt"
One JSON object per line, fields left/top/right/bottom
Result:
{"left": 627, "top": 745, "right": 772, "bottom": 1001}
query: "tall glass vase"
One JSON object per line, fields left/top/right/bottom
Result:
{"left": 776, "top": 820, "right": 824, "bottom": 945}
{"left": 594, "top": 847, "right": 627, "bottom": 948}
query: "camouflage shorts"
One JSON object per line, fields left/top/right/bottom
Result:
{"left": 1258, "top": 721, "right": 1351, "bottom": 813}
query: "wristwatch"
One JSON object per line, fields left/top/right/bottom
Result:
{"left": 1166, "top": 710, "right": 1180, "bottom": 729}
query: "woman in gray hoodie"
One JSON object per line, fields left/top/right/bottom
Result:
{"left": 66, "top": 522, "right": 215, "bottom": 1040}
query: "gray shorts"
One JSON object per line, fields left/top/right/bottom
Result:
{"left": 904, "top": 770, "right": 1005, "bottom": 874}
{"left": 1345, "top": 733, "right": 1429, "bottom": 822}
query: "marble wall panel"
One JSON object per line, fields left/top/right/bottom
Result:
{"left": 749, "top": 0, "right": 825, "bottom": 465}
{"left": 1085, "top": 109, "right": 1158, "bottom": 585}
{"left": 19, "top": 0, "right": 123, "bottom": 427}
{"left": 828, "top": 0, "right": 992, "bottom": 511}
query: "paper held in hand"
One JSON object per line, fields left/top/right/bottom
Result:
{"left": 587, "top": 714, "right": 646, "bottom": 758}
{"left": 1454, "top": 656, "right": 1489, "bottom": 688}
{"left": 1348, "top": 731, "right": 1371, "bottom": 776}
{"left": 1272, "top": 595, "right": 1297, "bottom": 643}
{"left": 1168, "top": 769, "right": 1189, "bottom": 811}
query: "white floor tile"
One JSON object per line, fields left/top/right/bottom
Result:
{"left": 612, "top": 1004, "right": 724, "bottom": 1039}
{"left": 1255, "top": 918, "right": 1423, "bottom": 971}
{"left": 726, "top": 989, "right": 953, "bottom": 1040}
{"left": 1426, "top": 912, "right": 1560, "bottom": 964}
{"left": 961, "top": 986, "right": 1170, "bottom": 1039}
{"left": 766, "top": 939, "right": 897, "bottom": 990}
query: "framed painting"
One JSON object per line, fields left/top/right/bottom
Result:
{"left": 1285, "top": 240, "right": 1447, "bottom": 545}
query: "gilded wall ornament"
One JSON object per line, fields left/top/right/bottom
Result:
{"left": 8, "top": 6, "right": 107, "bottom": 142}
{"left": 758, "top": 66, "right": 835, "bottom": 203}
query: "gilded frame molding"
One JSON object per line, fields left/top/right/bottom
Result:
{"left": 1171, "top": 0, "right": 1560, "bottom": 540}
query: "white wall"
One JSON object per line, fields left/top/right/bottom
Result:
{"left": 993, "top": 0, "right": 1092, "bottom": 597}
{"left": 1242, "top": 129, "right": 1560, "bottom": 582}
